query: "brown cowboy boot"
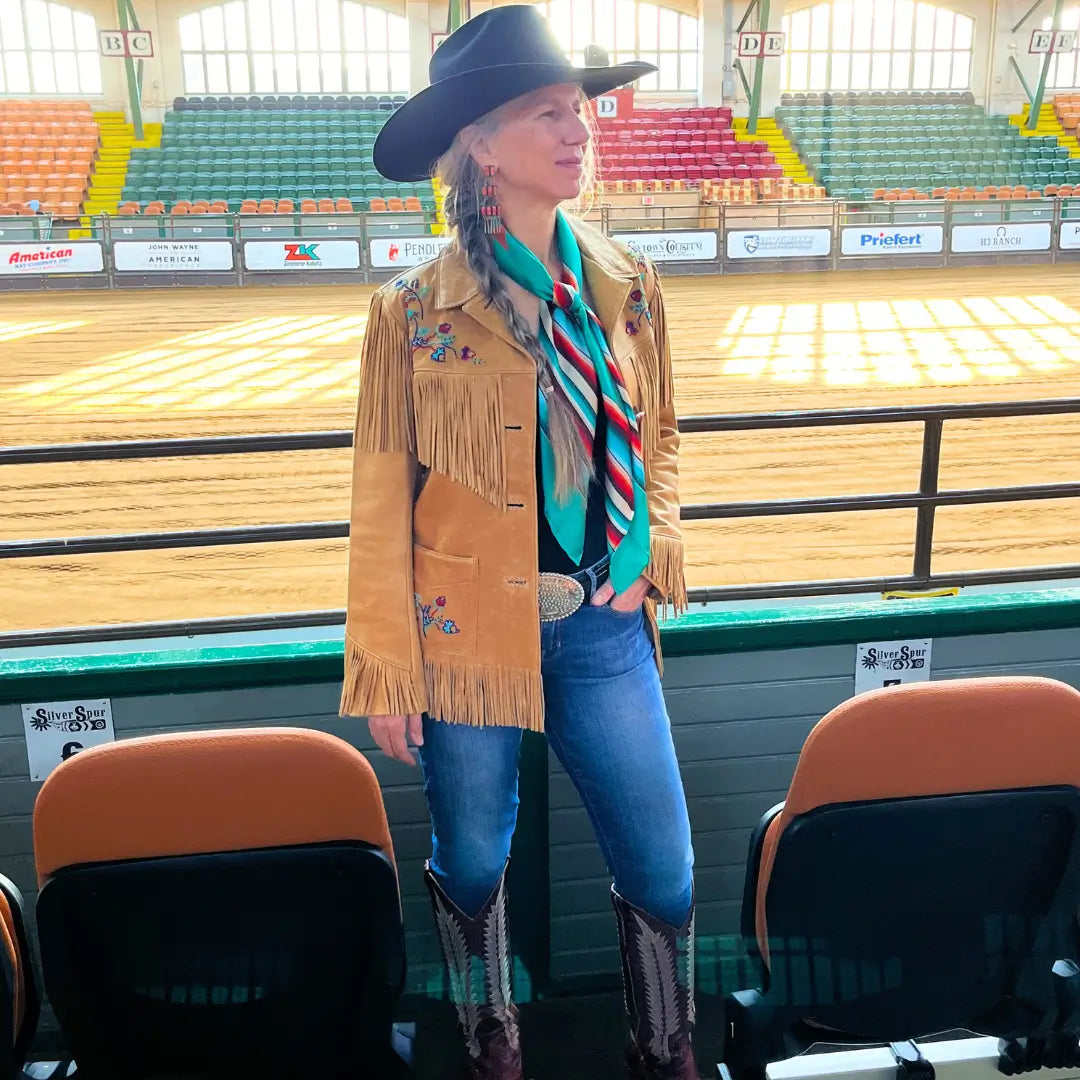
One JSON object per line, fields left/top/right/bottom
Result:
{"left": 612, "top": 886, "right": 700, "bottom": 1080}
{"left": 425, "top": 860, "right": 525, "bottom": 1080}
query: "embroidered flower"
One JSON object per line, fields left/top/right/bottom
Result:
{"left": 396, "top": 278, "right": 483, "bottom": 365}
{"left": 628, "top": 262, "right": 653, "bottom": 329}
{"left": 415, "top": 592, "right": 462, "bottom": 636}
{"left": 625, "top": 319, "right": 639, "bottom": 337}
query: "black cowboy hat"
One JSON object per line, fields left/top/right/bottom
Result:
{"left": 373, "top": 4, "right": 656, "bottom": 183}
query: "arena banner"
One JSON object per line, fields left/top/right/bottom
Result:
{"left": 1060, "top": 221, "right": 1080, "bottom": 250}
{"left": 950, "top": 222, "right": 1052, "bottom": 254}
{"left": 840, "top": 225, "right": 945, "bottom": 256}
{"left": 114, "top": 240, "right": 235, "bottom": 272}
{"left": 369, "top": 235, "right": 453, "bottom": 269}
{"left": 726, "top": 228, "right": 832, "bottom": 260}
{"left": 242, "top": 239, "right": 361, "bottom": 270}
{"left": 0, "top": 242, "right": 104, "bottom": 275}
{"left": 611, "top": 231, "right": 718, "bottom": 262}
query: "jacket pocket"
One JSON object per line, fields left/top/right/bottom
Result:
{"left": 412, "top": 542, "right": 479, "bottom": 657}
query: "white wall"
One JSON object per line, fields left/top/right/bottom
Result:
{"left": 14, "top": 0, "right": 1064, "bottom": 121}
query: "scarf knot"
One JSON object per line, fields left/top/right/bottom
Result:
{"left": 551, "top": 279, "right": 584, "bottom": 321}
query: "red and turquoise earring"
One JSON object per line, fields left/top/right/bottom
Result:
{"left": 481, "top": 165, "right": 505, "bottom": 241}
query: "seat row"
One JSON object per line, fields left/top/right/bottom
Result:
{"left": 173, "top": 93, "right": 407, "bottom": 111}
{"left": 3, "top": 676, "right": 1080, "bottom": 1080}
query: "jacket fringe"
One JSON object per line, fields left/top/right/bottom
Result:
{"left": 413, "top": 371, "right": 506, "bottom": 508}
{"left": 354, "top": 293, "right": 416, "bottom": 455}
{"left": 628, "top": 345, "right": 662, "bottom": 468}
{"left": 646, "top": 533, "right": 688, "bottom": 619}
{"left": 423, "top": 657, "right": 545, "bottom": 732}
{"left": 340, "top": 633, "right": 427, "bottom": 717}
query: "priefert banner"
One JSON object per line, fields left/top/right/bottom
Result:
{"left": 841, "top": 225, "right": 945, "bottom": 256}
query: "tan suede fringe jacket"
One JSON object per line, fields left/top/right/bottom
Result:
{"left": 339, "top": 216, "right": 686, "bottom": 732}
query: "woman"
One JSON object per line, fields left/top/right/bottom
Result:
{"left": 340, "top": 7, "right": 697, "bottom": 1078}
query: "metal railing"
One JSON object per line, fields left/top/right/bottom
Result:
{"left": 3, "top": 397, "right": 1079, "bottom": 646}
{"left": 1, "top": 197, "right": 1078, "bottom": 291}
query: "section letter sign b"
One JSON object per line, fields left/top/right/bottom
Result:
{"left": 98, "top": 29, "right": 126, "bottom": 56}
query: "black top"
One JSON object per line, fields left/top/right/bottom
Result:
{"left": 536, "top": 400, "right": 608, "bottom": 573}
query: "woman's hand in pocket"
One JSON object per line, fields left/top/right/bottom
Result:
{"left": 590, "top": 574, "right": 650, "bottom": 613}
{"left": 368, "top": 713, "right": 424, "bottom": 766}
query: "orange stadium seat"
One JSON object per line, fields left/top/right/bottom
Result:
{"left": 722, "top": 677, "right": 1080, "bottom": 1080}
{"left": 0, "top": 100, "right": 99, "bottom": 217}
{"left": 33, "top": 728, "right": 409, "bottom": 1079}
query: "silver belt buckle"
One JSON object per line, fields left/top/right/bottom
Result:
{"left": 538, "top": 572, "right": 585, "bottom": 622}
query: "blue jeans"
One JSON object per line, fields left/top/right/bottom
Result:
{"left": 417, "top": 600, "right": 694, "bottom": 928}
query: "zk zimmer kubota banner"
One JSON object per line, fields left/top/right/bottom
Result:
{"left": 242, "top": 240, "right": 361, "bottom": 270}
{"left": 0, "top": 243, "right": 105, "bottom": 275}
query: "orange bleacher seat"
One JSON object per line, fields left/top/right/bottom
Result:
{"left": 722, "top": 677, "right": 1080, "bottom": 1080}
{"left": 404, "top": 196, "right": 422, "bottom": 212}
{"left": 170, "top": 203, "right": 189, "bottom": 215}
{"left": 33, "top": 728, "right": 407, "bottom": 1078}
{"left": 317, "top": 198, "right": 335, "bottom": 213}
{"left": 299, "top": 199, "right": 318, "bottom": 214}
{"left": 335, "top": 198, "right": 353, "bottom": 212}
{"left": 385, "top": 197, "right": 405, "bottom": 212}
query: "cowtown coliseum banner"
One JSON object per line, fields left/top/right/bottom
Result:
{"left": 0, "top": 242, "right": 104, "bottom": 275}
{"left": 369, "top": 235, "right": 452, "bottom": 269}
{"left": 114, "top": 240, "right": 234, "bottom": 271}
{"left": 611, "top": 231, "right": 718, "bottom": 262}
{"left": 840, "top": 225, "right": 945, "bottom": 256}
{"left": 242, "top": 239, "right": 361, "bottom": 270}
{"left": 950, "top": 222, "right": 1052, "bottom": 253}
{"left": 726, "top": 228, "right": 832, "bottom": 259}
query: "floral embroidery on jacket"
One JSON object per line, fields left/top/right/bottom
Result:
{"left": 395, "top": 277, "right": 484, "bottom": 365}
{"left": 627, "top": 253, "right": 653, "bottom": 332}
{"left": 415, "top": 592, "right": 462, "bottom": 636}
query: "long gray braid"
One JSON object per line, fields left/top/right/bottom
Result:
{"left": 437, "top": 146, "right": 593, "bottom": 504}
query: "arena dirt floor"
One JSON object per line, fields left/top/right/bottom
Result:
{"left": 3, "top": 263, "right": 1079, "bottom": 633}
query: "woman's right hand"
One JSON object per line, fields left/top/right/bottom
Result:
{"left": 368, "top": 713, "right": 424, "bottom": 766}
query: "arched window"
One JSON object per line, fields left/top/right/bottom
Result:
{"left": 1044, "top": 8, "right": 1080, "bottom": 90}
{"left": 538, "top": 0, "right": 699, "bottom": 92}
{"left": 0, "top": 0, "right": 102, "bottom": 94}
{"left": 178, "top": 0, "right": 409, "bottom": 95}
{"left": 780, "top": 1, "right": 973, "bottom": 93}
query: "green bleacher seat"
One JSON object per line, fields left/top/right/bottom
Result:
{"left": 131, "top": 106, "right": 435, "bottom": 210}
{"left": 780, "top": 101, "right": 1077, "bottom": 198}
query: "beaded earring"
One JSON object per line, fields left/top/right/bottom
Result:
{"left": 480, "top": 165, "right": 504, "bottom": 240}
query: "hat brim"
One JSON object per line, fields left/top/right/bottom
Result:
{"left": 372, "top": 61, "right": 656, "bottom": 183}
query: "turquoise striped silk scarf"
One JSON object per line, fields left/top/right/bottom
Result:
{"left": 492, "top": 211, "right": 649, "bottom": 595}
